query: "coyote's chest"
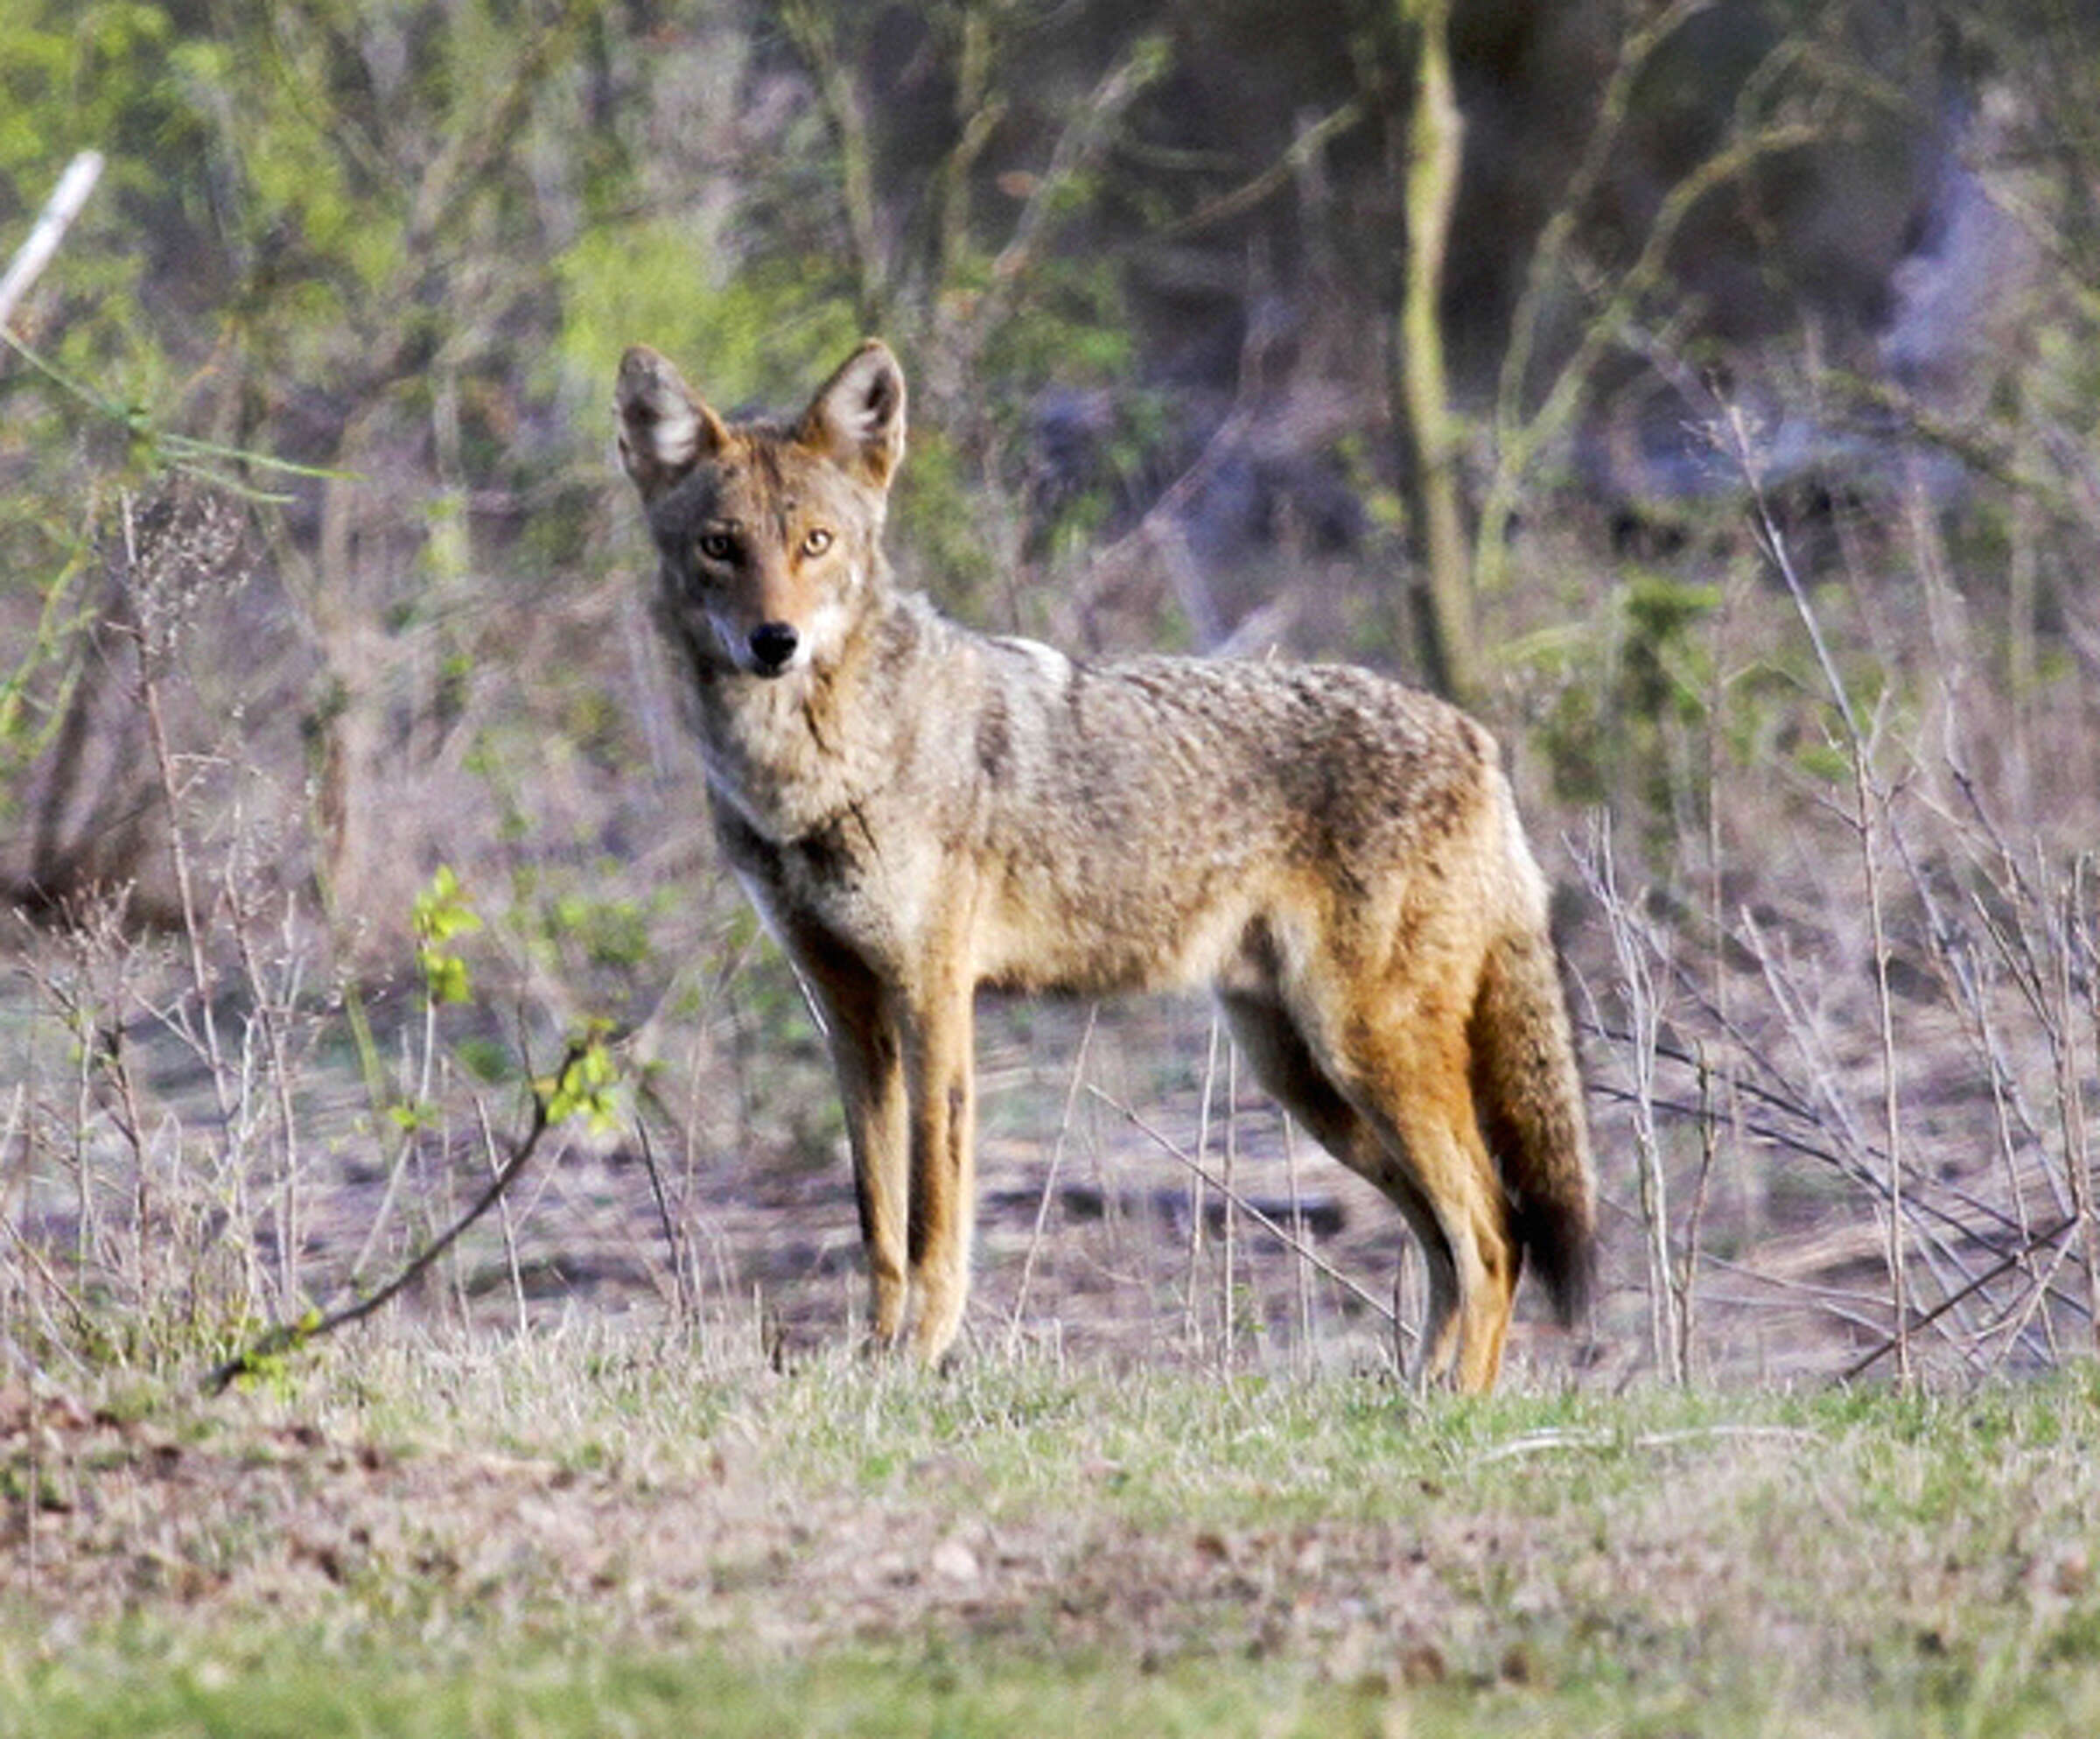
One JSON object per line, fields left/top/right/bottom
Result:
{"left": 696, "top": 678, "right": 950, "bottom": 969}
{"left": 718, "top": 796, "right": 948, "bottom": 980}
{"left": 691, "top": 664, "right": 883, "bottom": 842}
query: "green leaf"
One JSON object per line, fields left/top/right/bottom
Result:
{"left": 536, "top": 1026, "right": 622, "bottom": 1135}
{"left": 411, "top": 866, "right": 482, "bottom": 1003}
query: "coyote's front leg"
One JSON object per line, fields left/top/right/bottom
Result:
{"left": 902, "top": 964, "right": 977, "bottom": 1362}
{"left": 794, "top": 942, "right": 912, "bottom": 1347}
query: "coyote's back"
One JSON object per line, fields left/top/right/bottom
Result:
{"left": 616, "top": 337, "right": 1595, "bottom": 1390}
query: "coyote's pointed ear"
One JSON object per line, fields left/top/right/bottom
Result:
{"left": 797, "top": 339, "right": 906, "bottom": 489}
{"left": 615, "top": 346, "right": 729, "bottom": 501}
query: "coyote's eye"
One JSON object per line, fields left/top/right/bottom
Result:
{"left": 696, "top": 531, "right": 736, "bottom": 563}
{"left": 801, "top": 528, "right": 834, "bottom": 558}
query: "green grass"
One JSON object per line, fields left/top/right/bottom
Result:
{"left": 9, "top": 1330, "right": 2100, "bottom": 1736}
{"left": 6, "top": 1639, "right": 1402, "bottom": 1739}
{"left": 13, "top": 1639, "right": 2098, "bottom": 1739}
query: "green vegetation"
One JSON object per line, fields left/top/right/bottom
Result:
{"left": 10, "top": 1340, "right": 2100, "bottom": 1736}
{"left": 10, "top": 1647, "right": 1400, "bottom": 1739}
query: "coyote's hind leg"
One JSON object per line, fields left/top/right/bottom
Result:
{"left": 1348, "top": 1027, "right": 1518, "bottom": 1392}
{"left": 1217, "top": 990, "right": 1466, "bottom": 1385}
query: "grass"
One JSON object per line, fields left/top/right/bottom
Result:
{"left": 10, "top": 1328, "right": 2100, "bottom": 1736}
{"left": 7, "top": 1641, "right": 1420, "bottom": 1739}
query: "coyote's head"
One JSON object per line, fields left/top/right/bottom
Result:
{"left": 614, "top": 340, "right": 906, "bottom": 680}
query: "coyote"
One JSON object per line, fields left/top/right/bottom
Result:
{"left": 615, "top": 339, "right": 1595, "bottom": 1391}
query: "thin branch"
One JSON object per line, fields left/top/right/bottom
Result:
{"left": 1726, "top": 410, "right": 1913, "bottom": 1377}
{"left": 959, "top": 34, "right": 1170, "bottom": 367}
{"left": 1085, "top": 1086, "right": 1399, "bottom": 1334}
{"left": 1576, "top": 822, "right": 1682, "bottom": 1380}
{"left": 1147, "top": 101, "right": 1363, "bottom": 242}
{"left": 1477, "top": 1423, "right": 1821, "bottom": 1466}
{"left": 1491, "top": 1, "right": 1712, "bottom": 440}
{"left": 1841, "top": 1213, "right": 2080, "bottom": 1382}
{"left": 635, "top": 1117, "right": 696, "bottom": 1327}
{"left": 1008, "top": 1005, "right": 1099, "bottom": 1350}
{"left": 1474, "top": 47, "right": 1822, "bottom": 599}
{"left": 201, "top": 1040, "right": 591, "bottom": 1394}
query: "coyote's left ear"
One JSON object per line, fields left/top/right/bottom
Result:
{"left": 615, "top": 346, "right": 729, "bottom": 502}
{"left": 798, "top": 339, "right": 906, "bottom": 489}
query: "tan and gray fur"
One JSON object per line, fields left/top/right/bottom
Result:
{"left": 615, "top": 339, "right": 1595, "bottom": 1391}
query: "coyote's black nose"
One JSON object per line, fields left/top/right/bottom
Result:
{"left": 748, "top": 621, "right": 799, "bottom": 674}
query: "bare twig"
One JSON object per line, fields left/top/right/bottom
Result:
{"left": 1842, "top": 1213, "right": 2081, "bottom": 1382}
{"left": 1677, "top": 1044, "right": 1720, "bottom": 1380}
{"left": 1475, "top": 25, "right": 1824, "bottom": 596}
{"left": 1008, "top": 1004, "right": 1099, "bottom": 1349}
{"left": 1582, "top": 1067, "right": 2090, "bottom": 1319}
{"left": 1477, "top": 1423, "right": 1821, "bottom": 1466}
{"left": 1182, "top": 1014, "right": 1226, "bottom": 1350}
{"left": 476, "top": 1097, "right": 529, "bottom": 1337}
{"left": 634, "top": 1117, "right": 696, "bottom": 1328}
{"left": 2050, "top": 859, "right": 2100, "bottom": 1347}
{"left": 230, "top": 880, "right": 306, "bottom": 1315}
{"left": 124, "top": 494, "right": 234, "bottom": 1130}
{"left": 1726, "top": 407, "right": 1912, "bottom": 1383}
{"left": 959, "top": 35, "right": 1169, "bottom": 368}
{"left": 1284, "top": 1116, "right": 1317, "bottom": 1372}
{"left": 1147, "top": 101, "right": 1363, "bottom": 242}
{"left": 1576, "top": 821, "right": 1684, "bottom": 1382}
{"left": 201, "top": 1040, "right": 592, "bottom": 1394}
{"left": 1086, "top": 1085, "right": 1399, "bottom": 1338}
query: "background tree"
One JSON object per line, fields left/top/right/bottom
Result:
{"left": 1, "top": 0, "right": 2094, "bottom": 937}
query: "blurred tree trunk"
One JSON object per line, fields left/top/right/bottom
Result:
{"left": 782, "top": 0, "right": 889, "bottom": 332}
{"left": 1393, "top": 0, "right": 1474, "bottom": 704}
{"left": 22, "top": 572, "right": 159, "bottom": 920}
{"left": 19, "top": 484, "right": 248, "bottom": 928}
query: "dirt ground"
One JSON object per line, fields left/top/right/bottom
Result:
{"left": 0, "top": 1357, "right": 1920, "bottom": 1707}
{"left": 6, "top": 1378, "right": 1448, "bottom": 1676}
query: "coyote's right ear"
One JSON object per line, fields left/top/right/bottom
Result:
{"left": 615, "top": 346, "right": 729, "bottom": 501}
